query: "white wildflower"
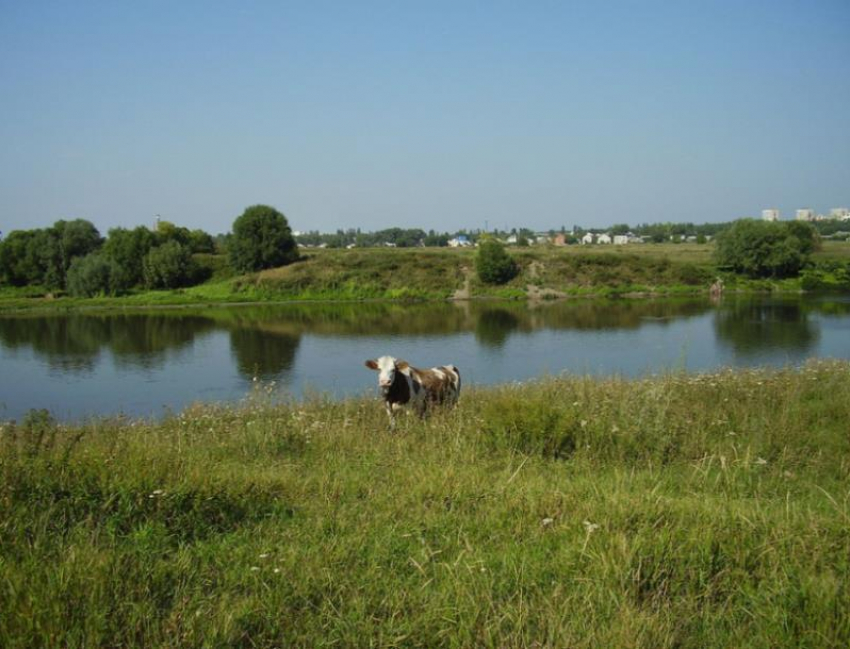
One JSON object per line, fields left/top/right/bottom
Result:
{"left": 542, "top": 517, "right": 554, "bottom": 527}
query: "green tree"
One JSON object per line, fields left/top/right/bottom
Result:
{"left": 0, "top": 230, "right": 43, "bottom": 286}
{"left": 715, "top": 219, "right": 818, "bottom": 278}
{"left": 475, "top": 239, "right": 518, "bottom": 285}
{"left": 58, "top": 219, "right": 102, "bottom": 271}
{"left": 143, "top": 240, "right": 195, "bottom": 289}
{"left": 188, "top": 229, "right": 215, "bottom": 253}
{"left": 103, "top": 226, "right": 157, "bottom": 288}
{"left": 229, "top": 205, "right": 298, "bottom": 273}
{"left": 154, "top": 220, "right": 191, "bottom": 247}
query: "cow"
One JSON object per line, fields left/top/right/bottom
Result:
{"left": 364, "top": 355, "right": 461, "bottom": 428}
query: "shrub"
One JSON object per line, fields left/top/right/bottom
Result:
{"left": 66, "top": 253, "right": 125, "bottom": 297}
{"left": 229, "top": 205, "right": 298, "bottom": 273}
{"left": 142, "top": 241, "right": 195, "bottom": 289}
{"left": 475, "top": 239, "right": 518, "bottom": 285}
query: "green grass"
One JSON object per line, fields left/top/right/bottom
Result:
{"left": 2, "top": 363, "right": 849, "bottom": 647}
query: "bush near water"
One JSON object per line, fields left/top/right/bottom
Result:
{"left": 2, "top": 362, "right": 849, "bottom": 647}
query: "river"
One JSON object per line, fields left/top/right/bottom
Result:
{"left": 1, "top": 295, "right": 849, "bottom": 421}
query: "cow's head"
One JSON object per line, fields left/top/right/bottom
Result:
{"left": 365, "top": 356, "right": 409, "bottom": 395}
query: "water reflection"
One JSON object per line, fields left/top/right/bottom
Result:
{"left": 0, "top": 298, "right": 715, "bottom": 370}
{"left": 229, "top": 328, "right": 300, "bottom": 379}
{"left": 475, "top": 308, "right": 522, "bottom": 348}
{"left": 714, "top": 298, "right": 819, "bottom": 356}
{"left": 0, "top": 313, "right": 219, "bottom": 373}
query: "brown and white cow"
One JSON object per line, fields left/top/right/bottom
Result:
{"left": 364, "top": 355, "right": 461, "bottom": 428}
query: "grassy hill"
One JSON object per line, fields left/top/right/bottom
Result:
{"left": 2, "top": 241, "right": 849, "bottom": 311}
{"left": 2, "top": 362, "right": 849, "bottom": 647}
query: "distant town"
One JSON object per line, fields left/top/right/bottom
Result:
{"left": 761, "top": 207, "right": 850, "bottom": 223}
{"left": 294, "top": 206, "right": 850, "bottom": 250}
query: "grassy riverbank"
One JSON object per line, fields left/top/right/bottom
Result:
{"left": 2, "top": 241, "right": 848, "bottom": 312}
{"left": 2, "top": 363, "right": 849, "bottom": 647}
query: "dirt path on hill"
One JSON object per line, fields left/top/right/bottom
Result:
{"left": 452, "top": 266, "right": 473, "bottom": 300}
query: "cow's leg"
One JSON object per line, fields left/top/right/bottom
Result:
{"left": 385, "top": 401, "right": 396, "bottom": 430}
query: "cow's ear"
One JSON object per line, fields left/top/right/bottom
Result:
{"left": 365, "top": 359, "right": 379, "bottom": 370}
{"left": 395, "top": 360, "right": 409, "bottom": 371}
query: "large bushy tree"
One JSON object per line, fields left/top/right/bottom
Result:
{"left": 715, "top": 219, "right": 819, "bottom": 278}
{"left": 102, "top": 226, "right": 157, "bottom": 289}
{"left": 0, "top": 219, "right": 101, "bottom": 288}
{"left": 229, "top": 205, "right": 298, "bottom": 273}
{"left": 143, "top": 240, "right": 195, "bottom": 289}
{"left": 475, "top": 238, "right": 519, "bottom": 285}
{"left": 0, "top": 230, "right": 43, "bottom": 286}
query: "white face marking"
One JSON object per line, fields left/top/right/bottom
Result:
{"left": 375, "top": 355, "right": 398, "bottom": 389}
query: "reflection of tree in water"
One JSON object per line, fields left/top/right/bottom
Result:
{"left": 714, "top": 300, "right": 818, "bottom": 356}
{"left": 108, "top": 315, "right": 218, "bottom": 369}
{"left": 474, "top": 308, "right": 522, "bottom": 348}
{"left": 0, "top": 316, "right": 108, "bottom": 373}
{"left": 0, "top": 313, "right": 219, "bottom": 374}
{"left": 229, "top": 328, "right": 301, "bottom": 380}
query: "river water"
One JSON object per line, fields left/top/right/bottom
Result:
{"left": 1, "top": 295, "right": 848, "bottom": 421}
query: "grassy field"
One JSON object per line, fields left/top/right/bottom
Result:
{"left": 1, "top": 241, "right": 849, "bottom": 312}
{"left": 2, "top": 363, "right": 849, "bottom": 647}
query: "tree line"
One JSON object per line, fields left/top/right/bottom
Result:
{"left": 0, "top": 206, "right": 842, "bottom": 295}
{"left": 0, "top": 205, "right": 298, "bottom": 296}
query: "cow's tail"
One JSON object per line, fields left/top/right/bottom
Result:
{"left": 447, "top": 365, "right": 461, "bottom": 397}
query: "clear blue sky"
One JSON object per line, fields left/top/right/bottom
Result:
{"left": 1, "top": 0, "right": 848, "bottom": 235}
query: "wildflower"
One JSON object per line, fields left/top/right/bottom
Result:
{"left": 583, "top": 520, "right": 600, "bottom": 533}
{"left": 273, "top": 568, "right": 281, "bottom": 574}
{"left": 259, "top": 553, "right": 269, "bottom": 559}
{"left": 542, "top": 517, "right": 554, "bottom": 527}
{"left": 755, "top": 457, "right": 768, "bottom": 466}
{"left": 250, "top": 566, "right": 260, "bottom": 572}
{"left": 580, "top": 420, "right": 588, "bottom": 428}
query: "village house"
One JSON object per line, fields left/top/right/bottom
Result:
{"left": 596, "top": 233, "right": 612, "bottom": 244}
{"left": 581, "top": 232, "right": 594, "bottom": 245}
{"left": 448, "top": 235, "right": 472, "bottom": 248}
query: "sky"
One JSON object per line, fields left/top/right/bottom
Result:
{"left": 1, "top": 0, "right": 848, "bottom": 236}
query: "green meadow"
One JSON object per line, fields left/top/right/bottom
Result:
{"left": 2, "top": 362, "right": 849, "bottom": 647}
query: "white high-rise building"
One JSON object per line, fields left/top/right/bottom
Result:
{"left": 796, "top": 208, "right": 816, "bottom": 222}
{"left": 829, "top": 208, "right": 850, "bottom": 221}
{"left": 762, "top": 209, "right": 780, "bottom": 222}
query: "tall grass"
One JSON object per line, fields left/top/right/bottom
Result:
{"left": 2, "top": 363, "right": 849, "bottom": 647}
